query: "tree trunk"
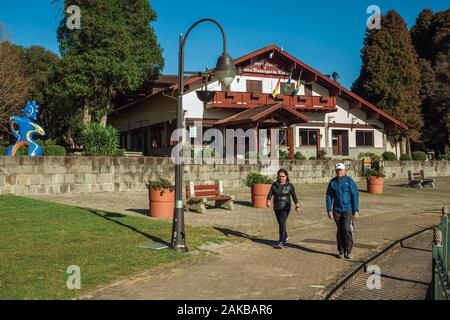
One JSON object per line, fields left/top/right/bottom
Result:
{"left": 83, "top": 101, "right": 91, "bottom": 124}
{"left": 406, "top": 138, "right": 411, "bottom": 157}
{"left": 399, "top": 137, "right": 405, "bottom": 155}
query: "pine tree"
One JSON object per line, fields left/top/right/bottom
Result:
{"left": 352, "top": 10, "right": 423, "bottom": 154}
{"left": 51, "top": 0, "right": 164, "bottom": 125}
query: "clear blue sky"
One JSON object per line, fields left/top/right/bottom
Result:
{"left": 0, "top": 0, "right": 448, "bottom": 88}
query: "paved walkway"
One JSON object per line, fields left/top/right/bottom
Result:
{"left": 30, "top": 177, "right": 450, "bottom": 300}
{"left": 334, "top": 230, "right": 433, "bottom": 300}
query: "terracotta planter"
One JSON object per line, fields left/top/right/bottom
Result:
{"left": 367, "top": 177, "right": 384, "bottom": 194}
{"left": 251, "top": 184, "right": 272, "bottom": 208}
{"left": 148, "top": 188, "right": 175, "bottom": 219}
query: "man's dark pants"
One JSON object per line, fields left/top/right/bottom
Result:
{"left": 333, "top": 211, "right": 354, "bottom": 254}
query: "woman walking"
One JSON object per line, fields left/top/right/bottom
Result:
{"left": 266, "top": 169, "right": 300, "bottom": 249}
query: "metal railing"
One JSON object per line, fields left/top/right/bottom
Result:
{"left": 432, "top": 207, "right": 450, "bottom": 300}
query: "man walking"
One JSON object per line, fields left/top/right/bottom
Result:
{"left": 326, "top": 163, "right": 359, "bottom": 259}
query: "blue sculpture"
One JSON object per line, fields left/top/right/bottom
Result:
{"left": 5, "top": 101, "right": 46, "bottom": 156}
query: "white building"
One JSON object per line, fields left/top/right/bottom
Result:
{"left": 108, "top": 45, "right": 407, "bottom": 159}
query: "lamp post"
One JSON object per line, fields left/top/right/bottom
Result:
{"left": 171, "top": 19, "right": 237, "bottom": 252}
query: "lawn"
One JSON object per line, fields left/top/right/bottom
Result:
{"left": 0, "top": 195, "right": 226, "bottom": 300}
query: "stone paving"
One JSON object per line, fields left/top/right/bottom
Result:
{"left": 30, "top": 177, "right": 450, "bottom": 300}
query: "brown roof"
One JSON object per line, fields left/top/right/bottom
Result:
{"left": 216, "top": 103, "right": 309, "bottom": 126}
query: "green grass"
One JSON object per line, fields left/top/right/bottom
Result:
{"left": 0, "top": 195, "right": 226, "bottom": 300}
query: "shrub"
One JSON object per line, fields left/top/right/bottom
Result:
{"left": 441, "top": 153, "right": 450, "bottom": 161}
{"left": 0, "top": 146, "right": 6, "bottom": 155}
{"left": 279, "top": 149, "right": 289, "bottom": 159}
{"left": 412, "top": 151, "right": 427, "bottom": 161}
{"left": 80, "top": 123, "right": 120, "bottom": 156}
{"left": 294, "top": 151, "right": 306, "bottom": 160}
{"left": 146, "top": 178, "right": 174, "bottom": 190}
{"left": 44, "top": 145, "right": 67, "bottom": 156}
{"left": 16, "top": 146, "right": 29, "bottom": 156}
{"left": 116, "top": 149, "right": 125, "bottom": 156}
{"left": 382, "top": 151, "right": 396, "bottom": 161}
{"left": 309, "top": 156, "right": 317, "bottom": 160}
{"left": 400, "top": 154, "right": 412, "bottom": 161}
{"left": 244, "top": 171, "right": 274, "bottom": 187}
{"left": 358, "top": 152, "right": 382, "bottom": 162}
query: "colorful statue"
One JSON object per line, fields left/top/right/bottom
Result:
{"left": 5, "top": 101, "right": 46, "bottom": 156}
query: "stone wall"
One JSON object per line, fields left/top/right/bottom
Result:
{"left": 0, "top": 156, "right": 449, "bottom": 196}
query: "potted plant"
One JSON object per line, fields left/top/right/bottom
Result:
{"left": 365, "top": 168, "right": 385, "bottom": 194}
{"left": 245, "top": 171, "right": 274, "bottom": 208}
{"left": 146, "top": 178, "right": 175, "bottom": 219}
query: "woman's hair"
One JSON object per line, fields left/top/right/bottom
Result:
{"left": 277, "top": 168, "right": 290, "bottom": 183}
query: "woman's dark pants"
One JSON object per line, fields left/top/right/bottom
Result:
{"left": 275, "top": 207, "right": 290, "bottom": 243}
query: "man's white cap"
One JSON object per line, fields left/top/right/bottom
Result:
{"left": 335, "top": 163, "right": 346, "bottom": 170}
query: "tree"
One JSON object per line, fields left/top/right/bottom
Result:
{"left": 411, "top": 9, "right": 450, "bottom": 156}
{"left": 0, "top": 41, "right": 30, "bottom": 135}
{"left": 53, "top": 0, "right": 164, "bottom": 125}
{"left": 352, "top": 10, "right": 423, "bottom": 155}
{"left": 331, "top": 71, "right": 340, "bottom": 83}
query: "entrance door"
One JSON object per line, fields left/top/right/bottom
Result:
{"left": 332, "top": 130, "right": 349, "bottom": 156}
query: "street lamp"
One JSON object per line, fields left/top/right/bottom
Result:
{"left": 171, "top": 18, "right": 237, "bottom": 252}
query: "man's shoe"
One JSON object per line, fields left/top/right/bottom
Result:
{"left": 283, "top": 237, "right": 290, "bottom": 245}
{"left": 274, "top": 242, "right": 284, "bottom": 249}
{"left": 344, "top": 252, "right": 353, "bottom": 260}
{"left": 337, "top": 252, "right": 345, "bottom": 259}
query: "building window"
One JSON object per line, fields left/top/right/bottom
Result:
{"left": 356, "top": 131, "right": 374, "bottom": 147}
{"left": 150, "top": 124, "right": 164, "bottom": 148}
{"left": 246, "top": 80, "right": 262, "bottom": 93}
{"left": 299, "top": 129, "right": 318, "bottom": 146}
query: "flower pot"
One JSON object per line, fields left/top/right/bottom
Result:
{"left": 149, "top": 188, "right": 175, "bottom": 219}
{"left": 367, "top": 177, "right": 384, "bottom": 194}
{"left": 251, "top": 184, "right": 272, "bottom": 208}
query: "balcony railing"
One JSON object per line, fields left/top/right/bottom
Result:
{"left": 207, "top": 91, "right": 337, "bottom": 112}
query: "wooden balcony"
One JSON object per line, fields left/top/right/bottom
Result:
{"left": 206, "top": 91, "right": 337, "bottom": 112}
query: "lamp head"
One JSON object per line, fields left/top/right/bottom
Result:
{"left": 215, "top": 52, "right": 237, "bottom": 88}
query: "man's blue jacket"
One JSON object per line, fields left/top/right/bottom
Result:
{"left": 326, "top": 175, "right": 359, "bottom": 213}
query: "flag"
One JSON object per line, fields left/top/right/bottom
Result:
{"left": 272, "top": 79, "right": 281, "bottom": 98}
{"left": 283, "top": 68, "right": 293, "bottom": 94}
{"left": 293, "top": 69, "right": 303, "bottom": 96}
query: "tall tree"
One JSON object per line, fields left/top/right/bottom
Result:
{"left": 411, "top": 9, "right": 450, "bottom": 156}
{"left": 53, "top": 0, "right": 164, "bottom": 125}
{"left": 352, "top": 10, "right": 423, "bottom": 155}
{"left": 0, "top": 41, "right": 30, "bottom": 135}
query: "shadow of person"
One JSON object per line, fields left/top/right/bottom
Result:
{"left": 214, "top": 227, "right": 339, "bottom": 258}
{"left": 87, "top": 208, "right": 170, "bottom": 246}
{"left": 127, "top": 208, "right": 149, "bottom": 216}
{"left": 233, "top": 200, "right": 254, "bottom": 208}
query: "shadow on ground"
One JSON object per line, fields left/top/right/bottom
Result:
{"left": 87, "top": 208, "right": 170, "bottom": 246}
{"left": 214, "top": 227, "right": 339, "bottom": 258}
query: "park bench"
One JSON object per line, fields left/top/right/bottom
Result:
{"left": 408, "top": 170, "right": 435, "bottom": 189}
{"left": 185, "top": 181, "right": 234, "bottom": 214}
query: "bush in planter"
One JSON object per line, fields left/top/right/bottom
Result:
{"left": 0, "top": 146, "right": 6, "bottom": 155}
{"left": 146, "top": 178, "right": 175, "bottom": 191}
{"left": 358, "top": 152, "right": 382, "bottom": 162}
{"left": 382, "top": 151, "right": 396, "bottom": 161}
{"left": 309, "top": 156, "right": 317, "bottom": 160}
{"left": 400, "top": 154, "right": 412, "bottom": 161}
{"left": 441, "top": 153, "right": 450, "bottom": 161}
{"left": 294, "top": 151, "right": 306, "bottom": 160}
{"left": 245, "top": 171, "right": 274, "bottom": 208}
{"left": 412, "top": 151, "right": 427, "bottom": 161}
{"left": 364, "top": 168, "right": 386, "bottom": 179}
{"left": 244, "top": 171, "right": 274, "bottom": 187}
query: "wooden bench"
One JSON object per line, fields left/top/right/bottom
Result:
{"left": 408, "top": 170, "right": 435, "bottom": 189}
{"left": 185, "top": 181, "right": 234, "bottom": 214}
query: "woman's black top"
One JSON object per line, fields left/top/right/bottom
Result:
{"left": 267, "top": 182, "right": 299, "bottom": 211}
